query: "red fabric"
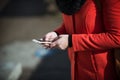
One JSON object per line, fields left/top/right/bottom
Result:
{"left": 55, "top": 0, "right": 120, "bottom": 80}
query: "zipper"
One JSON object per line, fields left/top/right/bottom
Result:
{"left": 72, "top": 15, "right": 76, "bottom": 33}
{"left": 72, "top": 15, "right": 76, "bottom": 80}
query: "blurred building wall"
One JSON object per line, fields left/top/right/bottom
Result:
{"left": 0, "top": 0, "right": 61, "bottom": 46}
{"left": 0, "top": 0, "right": 58, "bottom": 16}
{"left": 0, "top": 0, "right": 9, "bottom": 11}
{"left": 0, "top": 0, "right": 48, "bottom": 16}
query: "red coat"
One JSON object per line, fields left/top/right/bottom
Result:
{"left": 55, "top": 0, "right": 120, "bottom": 80}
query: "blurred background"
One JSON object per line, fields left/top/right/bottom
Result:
{"left": 0, "top": 0, "right": 70, "bottom": 80}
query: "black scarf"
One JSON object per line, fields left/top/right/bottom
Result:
{"left": 56, "top": 0, "right": 86, "bottom": 15}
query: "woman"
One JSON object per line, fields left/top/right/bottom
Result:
{"left": 41, "top": 0, "right": 120, "bottom": 80}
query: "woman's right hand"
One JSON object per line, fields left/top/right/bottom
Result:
{"left": 44, "top": 32, "right": 58, "bottom": 42}
{"left": 40, "top": 32, "right": 58, "bottom": 48}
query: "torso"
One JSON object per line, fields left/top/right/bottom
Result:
{"left": 63, "top": 0, "right": 118, "bottom": 80}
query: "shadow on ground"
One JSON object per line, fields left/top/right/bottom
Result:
{"left": 29, "top": 49, "right": 71, "bottom": 80}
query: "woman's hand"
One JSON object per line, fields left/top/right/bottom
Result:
{"left": 50, "top": 35, "right": 69, "bottom": 50}
{"left": 43, "top": 32, "right": 58, "bottom": 42}
{"left": 40, "top": 32, "right": 58, "bottom": 48}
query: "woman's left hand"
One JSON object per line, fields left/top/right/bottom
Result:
{"left": 50, "top": 35, "right": 69, "bottom": 50}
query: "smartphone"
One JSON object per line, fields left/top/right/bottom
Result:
{"left": 32, "top": 39, "right": 51, "bottom": 44}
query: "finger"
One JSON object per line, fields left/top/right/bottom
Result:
{"left": 42, "top": 43, "right": 50, "bottom": 47}
{"left": 42, "top": 43, "right": 50, "bottom": 49}
{"left": 39, "top": 35, "right": 46, "bottom": 41}
{"left": 49, "top": 38, "right": 55, "bottom": 42}
{"left": 50, "top": 41, "right": 58, "bottom": 48}
{"left": 51, "top": 36, "right": 60, "bottom": 42}
{"left": 59, "top": 45, "right": 65, "bottom": 50}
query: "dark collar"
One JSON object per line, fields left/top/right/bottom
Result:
{"left": 56, "top": 0, "right": 86, "bottom": 15}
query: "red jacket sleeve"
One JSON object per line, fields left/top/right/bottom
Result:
{"left": 72, "top": 0, "right": 120, "bottom": 52}
{"left": 54, "top": 23, "right": 67, "bottom": 35}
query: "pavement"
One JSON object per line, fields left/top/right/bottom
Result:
{"left": 0, "top": 41, "right": 71, "bottom": 80}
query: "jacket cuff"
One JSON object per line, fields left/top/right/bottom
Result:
{"left": 68, "top": 35, "right": 72, "bottom": 47}
{"left": 54, "top": 31, "right": 59, "bottom": 36}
